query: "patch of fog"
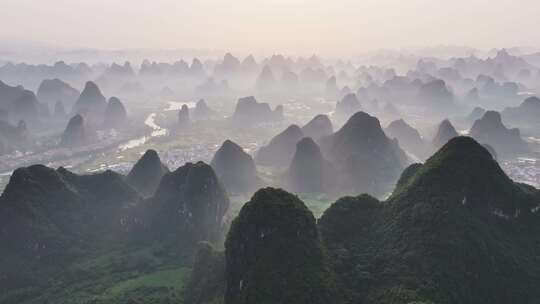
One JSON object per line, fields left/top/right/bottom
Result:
{"left": 151, "top": 129, "right": 167, "bottom": 137}
{"left": 87, "top": 162, "right": 131, "bottom": 173}
{"left": 241, "top": 142, "right": 261, "bottom": 155}
{"left": 119, "top": 136, "right": 150, "bottom": 151}
{"left": 164, "top": 101, "right": 196, "bottom": 111}
{"left": 517, "top": 157, "right": 537, "bottom": 163}
{"left": 284, "top": 100, "right": 311, "bottom": 111}
{"left": 458, "top": 129, "right": 470, "bottom": 135}
{"left": 145, "top": 113, "right": 162, "bottom": 130}
{"left": 404, "top": 150, "right": 422, "bottom": 163}
{"left": 526, "top": 137, "right": 540, "bottom": 144}
{"left": 118, "top": 113, "right": 168, "bottom": 151}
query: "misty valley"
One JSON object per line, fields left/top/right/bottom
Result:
{"left": 1, "top": 49, "right": 540, "bottom": 304}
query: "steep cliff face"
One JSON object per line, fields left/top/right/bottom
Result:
{"left": 10, "top": 90, "right": 40, "bottom": 122}
{"left": 385, "top": 119, "right": 427, "bottom": 159}
{"left": 469, "top": 110, "right": 528, "bottom": 158}
{"left": 320, "top": 111, "right": 408, "bottom": 197}
{"left": 36, "top": 78, "right": 80, "bottom": 109}
{"left": 285, "top": 137, "right": 336, "bottom": 193}
{"left": 211, "top": 140, "right": 259, "bottom": 194}
{"left": 502, "top": 96, "right": 540, "bottom": 126}
{"left": 126, "top": 149, "right": 169, "bottom": 197}
{"left": 334, "top": 93, "right": 361, "bottom": 121}
{"left": 0, "top": 165, "right": 141, "bottom": 295}
{"left": 255, "top": 124, "right": 304, "bottom": 167}
{"left": 0, "top": 165, "right": 140, "bottom": 248}
{"left": 72, "top": 81, "right": 107, "bottom": 118}
{"left": 0, "top": 81, "right": 26, "bottom": 111}
{"left": 0, "top": 161, "right": 231, "bottom": 303}
{"left": 231, "top": 96, "right": 283, "bottom": 126}
{"left": 432, "top": 119, "right": 459, "bottom": 150}
{"left": 184, "top": 138, "right": 540, "bottom": 304}
{"left": 147, "top": 161, "right": 230, "bottom": 245}
{"left": 0, "top": 81, "right": 40, "bottom": 122}
{"left": 225, "top": 188, "right": 340, "bottom": 304}
{"left": 103, "top": 96, "right": 128, "bottom": 128}
{"left": 302, "top": 114, "right": 333, "bottom": 141}
{"left": 319, "top": 137, "right": 540, "bottom": 304}
{"left": 60, "top": 114, "right": 86, "bottom": 146}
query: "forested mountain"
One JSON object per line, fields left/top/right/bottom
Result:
{"left": 185, "top": 137, "right": 540, "bottom": 304}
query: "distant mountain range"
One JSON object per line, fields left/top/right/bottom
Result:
{"left": 0, "top": 38, "right": 225, "bottom": 65}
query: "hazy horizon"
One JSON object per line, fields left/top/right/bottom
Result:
{"left": 3, "top": 2, "right": 540, "bottom": 303}
{"left": 3, "top": 0, "right": 540, "bottom": 57}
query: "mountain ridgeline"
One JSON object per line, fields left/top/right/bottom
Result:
{"left": 301, "top": 114, "right": 333, "bottom": 141}
{"left": 60, "top": 114, "right": 86, "bottom": 146}
{"left": 432, "top": 119, "right": 459, "bottom": 150}
{"left": 469, "top": 110, "right": 528, "bottom": 158}
{"left": 185, "top": 137, "right": 540, "bottom": 304}
{"left": 225, "top": 188, "right": 340, "bottom": 304}
{"left": 231, "top": 96, "right": 283, "bottom": 127}
{"left": 253, "top": 111, "right": 409, "bottom": 197}
{"left": 103, "top": 97, "right": 128, "bottom": 128}
{"left": 2, "top": 48, "right": 540, "bottom": 304}
{"left": 319, "top": 136, "right": 540, "bottom": 304}
{"left": 211, "top": 140, "right": 260, "bottom": 194}
{"left": 320, "top": 111, "right": 408, "bottom": 196}
{"left": 0, "top": 151, "right": 230, "bottom": 303}
{"left": 255, "top": 124, "right": 304, "bottom": 167}
{"left": 36, "top": 78, "right": 80, "bottom": 109}
{"left": 0, "top": 165, "right": 140, "bottom": 298}
{"left": 285, "top": 137, "right": 336, "bottom": 193}
{"left": 145, "top": 161, "right": 230, "bottom": 246}
{"left": 385, "top": 118, "right": 428, "bottom": 159}
{"left": 126, "top": 149, "right": 169, "bottom": 197}
{"left": 72, "top": 81, "right": 107, "bottom": 119}
{"left": 1, "top": 113, "right": 540, "bottom": 304}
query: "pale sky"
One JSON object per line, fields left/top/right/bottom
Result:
{"left": 1, "top": 0, "right": 539, "bottom": 56}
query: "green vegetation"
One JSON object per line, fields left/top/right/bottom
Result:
{"left": 182, "top": 242, "right": 225, "bottom": 304}
{"left": 319, "top": 137, "right": 540, "bottom": 303}
{"left": 0, "top": 160, "right": 230, "bottom": 304}
{"left": 0, "top": 244, "right": 192, "bottom": 304}
{"left": 102, "top": 268, "right": 189, "bottom": 302}
{"left": 188, "top": 137, "right": 540, "bottom": 304}
{"left": 4, "top": 136, "right": 540, "bottom": 304}
{"left": 225, "top": 188, "right": 341, "bottom": 304}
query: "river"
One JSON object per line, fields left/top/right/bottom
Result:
{"left": 118, "top": 113, "right": 168, "bottom": 151}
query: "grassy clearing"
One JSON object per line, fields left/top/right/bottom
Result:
{"left": 100, "top": 267, "right": 190, "bottom": 302}
{"left": 299, "top": 193, "right": 334, "bottom": 218}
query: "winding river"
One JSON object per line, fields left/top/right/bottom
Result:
{"left": 118, "top": 113, "right": 168, "bottom": 151}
